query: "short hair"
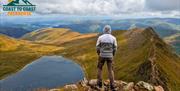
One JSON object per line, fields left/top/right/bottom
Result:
{"left": 103, "top": 25, "right": 111, "bottom": 34}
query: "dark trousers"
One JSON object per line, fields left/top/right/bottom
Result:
{"left": 97, "top": 57, "right": 115, "bottom": 86}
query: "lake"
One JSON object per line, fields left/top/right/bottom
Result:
{"left": 0, "top": 56, "right": 84, "bottom": 91}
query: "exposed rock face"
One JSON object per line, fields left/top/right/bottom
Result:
{"left": 56, "top": 78, "right": 164, "bottom": 91}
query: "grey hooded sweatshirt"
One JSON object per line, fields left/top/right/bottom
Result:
{"left": 96, "top": 25, "right": 117, "bottom": 58}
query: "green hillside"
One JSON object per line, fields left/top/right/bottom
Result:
{"left": 0, "top": 34, "right": 20, "bottom": 51}
{"left": 0, "top": 34, "right": 62, "bottom": 79}
{"left": 22, "top": 28, "right": 97, "bottom": 45}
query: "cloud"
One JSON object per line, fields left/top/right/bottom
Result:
{"left": 32, "top": 0, "right": 145, "bottom": 15}
{"left": 145, "top": 0, "right": 180, "bottom": 11}
{"left": 1, "top": 0, "right": 179, "bottom": 17}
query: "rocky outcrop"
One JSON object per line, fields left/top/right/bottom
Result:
{"left": 54, "top": 78, "right": 164, "bottom": 91}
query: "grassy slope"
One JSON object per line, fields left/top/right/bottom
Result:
{"left": 0, "top": 34, "right": 62, "bottom": 79}
{"left": 22, "top": 28, "right": 97, "bottom": 45}
{"left": 0, "top": 34, "right": 20, "bottom": 51}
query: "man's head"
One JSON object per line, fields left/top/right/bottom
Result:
{"left": 103, "top": 25, "right": 111, "bottom": 34}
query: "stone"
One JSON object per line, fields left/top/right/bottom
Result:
{"left": 64, "top": 84, "right": 78, "bottom": 90}
{"left": 136, "top": 81, "right": 154, "bottom": 91}
{"left": 124, "top": 82, "right": 135, "bottom": 91}
{"left": 154, "top": 86, "right": 164, "bottom": 91}
{"left": 88, "top": 79, "right": 98, "bottom": 87}
{"left": 80, "top": 78, "right": 88, "bottom": 87}
{"left": 49, "top": 89, "right": 60, "bottom": 91}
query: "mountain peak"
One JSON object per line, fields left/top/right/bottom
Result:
{"left": 144, "top": 27, "right": 158, "bottom": 36}
{"left": 127, "top": 27, "right": 159, "bottom": 39}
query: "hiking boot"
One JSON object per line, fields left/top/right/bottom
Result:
{"left": 97, "top": 81, "right": 103, "bottom": 88}
{"left": 110, "top": 84, "right": 116, "bottom": 91}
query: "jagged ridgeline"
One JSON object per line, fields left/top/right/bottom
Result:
{"left": 1, "top": 27, "right": 180, "bottom": 91}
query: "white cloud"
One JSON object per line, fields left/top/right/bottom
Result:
{"left": 1, "top": 0, "right": 179, "bottom": 17}
{"left": 145, "top": 0, "right": 180, "bottom": 11}
{"left": 32, "top": 0, "right": 145, "bottom": 15}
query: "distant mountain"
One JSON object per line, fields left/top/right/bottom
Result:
{"left": 0, "top": 26, "right": 31, "bottom": 38}
{"left": 52, "top": 18, "right": 180, "bottom": 38}
{"left": 0, "top": 22, "right": 43, "bottom": 38}
{"left": 164, "top": 33, "right": 180, "bottom": 55}
{"left": 0, "top": 21, "right": 54, "bottom": 38}
{"left": 1, "top": 18, "right": 179, "bottom": 38}
{"left": 22, "top": 27, "right": 180, "bottom": 91}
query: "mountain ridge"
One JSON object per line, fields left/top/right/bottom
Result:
{"left": 21, "top": 28, "right": 97, "bottom": 45}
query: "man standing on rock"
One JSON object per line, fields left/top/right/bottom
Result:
{"left": 96, "top": 25, "right": 117, "bottom": 90}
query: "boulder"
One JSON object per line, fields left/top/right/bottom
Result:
{"left": 88, "top": 79, "right": 98, "bottom": 87}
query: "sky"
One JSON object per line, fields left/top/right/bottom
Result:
{"left": 1, "top": 0, "right": 180, "bottom": 18}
